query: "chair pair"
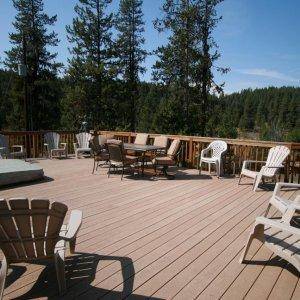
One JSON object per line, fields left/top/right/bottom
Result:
{"left": 0, "top": 198, "right": 83, "bottom": 298}
{"left": 239, "top": 145, "right": 290, "bottom": 191}
{"left": 0, "top": 134, "right": 26, "bottom": 159}
{"left": 241, "top": 182, "right": 300, "bottom": 272}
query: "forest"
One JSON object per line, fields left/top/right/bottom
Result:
{"left": 0, "top": 0, "right": 299, "bottom": 142}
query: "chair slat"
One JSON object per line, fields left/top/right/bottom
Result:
{"left": 9, "top": 199, "right": 35, "bottom": 259}
{"left": 0, "top": 200, "right": 24, "bottom": 259}
{"left": 46, "top": 202, "right": 67, "bottom": 255}
{"left": 31, "top": 199, "right": 50, "bottom": 257}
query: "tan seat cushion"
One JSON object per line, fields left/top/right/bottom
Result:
{"left": 153, "top": 156, "right": 175, "bottom": 166}
{"left": 125, "top": 155, "right": 139, "bottom": 163}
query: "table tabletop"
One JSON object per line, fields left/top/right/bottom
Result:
{"left": 123, "top": 143, "right": 165, "bottom": 152}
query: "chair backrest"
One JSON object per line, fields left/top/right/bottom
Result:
{"left": 0, "top": 198, "right": 67, "bottom": 262}
{"left": 153, "top": 135, "right": 168, "bottom": 149}
{"left": 44, "top": 132, "right": 60, "bottom": 150}
{"left": 76, "top": 132, "right": 92, "bottom": 148}
{"left": 107, "top": 140, "right": 124, "bottom": 163}
{"left": 134, "top": 133, "right": 149, "bottom": 145}
{"left": 0, "top": 135, "right": 9, "bottom": 157}
{"left": 263, "top": 146, "right": 290, "bottom": 176}
{"left": 208, "top": 140, "right": 227, "bottom": 158}
{"left": 167, "top": 139, "right": 181, "bottom": 157}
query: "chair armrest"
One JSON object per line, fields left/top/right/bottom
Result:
{"left": 12, "top": 145, "right": 24, "bottom": 152}
{"left": 60, "top": 142, "right": 67, "bottom": 149}
{"left": 200, "top": 147, "right": 210, "bottom": 157}
{"left": 60, "top": 210, "right": 82, "bottom": 241}
{"left": 242, "top": 160, "right": 266, "bottom": 169}
{"left": 273, "top": 182, "right": 300, "bottom": 198}
{"left": 256, "top": 216, "right": 300, "bottom": 238}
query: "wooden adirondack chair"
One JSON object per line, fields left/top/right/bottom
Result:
{"left": 44, "top": 132, "right": 67, "bottom": 159}
{"left": 199, "top": 140, "right": 227, "bottom": 178}
{"left": 0, "top": 134, "right": 26, "bottom": 159}
{"left": 239, "top": 145, "right": 290, "bottom": 191}
{"left": 240, "top": 215, "right": 300, "bottom": 273}
{"left": 0, "top": 198, "right": 82, "bottom": 298}
{"left": 74, "top": 132, "right": 92, "bottom": 158}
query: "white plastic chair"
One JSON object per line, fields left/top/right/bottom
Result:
{"left": 264, "top": 182, "right": 300, "bottom": 222}
{"left": 240, "top": 214, "right": 300, "bottom": 273}
{"left": 239, "top": 146, "right": 290, "bottom": 191}
{"left": 199, "top": 140, "right": 227, "bottom": 178}
{"left": 74, "top": 132, "right": 92, "bottom": 158}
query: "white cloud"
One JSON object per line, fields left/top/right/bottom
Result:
{"left": 237, "top": 68, "right": 299, "bottom": 83}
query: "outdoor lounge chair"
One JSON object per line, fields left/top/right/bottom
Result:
{"left": 240, "top": 214, "right": 300, "bottom": 273}
{"left": 239, "top": 145, "right": 290, "bottom": 191}
{"left": 152, "top": 139, "right": 181, "bottom": 178}
{"left": 0, "top": 134, "right": 26, "bottom": 159}
{"left": 199, "top": 140, "right": 227, "bottom": 178}
{"left": 107, "top": 139, "right": 139, "bottom": 180}
{"left": 74, "top": 132, "right": 92, "bottom": 158}
{"left": 264, "top": 182, "right": 300, "bottom": 221}
{"left": 44, "top": 132, "right": 68, "bottom": 159}
{"left": 0, "top": 198, "right": 83, "bottom": 298}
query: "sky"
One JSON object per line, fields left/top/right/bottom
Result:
{"left": 0, "top": 0, "right": 300, "bottom": 94}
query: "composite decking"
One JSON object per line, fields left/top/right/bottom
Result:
{"left": 0, "top": 158, "right": 299, "bottom": 299}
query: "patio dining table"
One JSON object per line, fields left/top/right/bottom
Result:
{"left": 123, "top": 143, "right": 165, "bottom": 174}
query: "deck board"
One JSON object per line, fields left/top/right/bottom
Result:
{"left": 0, "top": 158, "right": 299, "bottom": 299}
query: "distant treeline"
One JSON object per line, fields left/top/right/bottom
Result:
{"left": 0, "top": 68, "right": 299, "bottom": 141}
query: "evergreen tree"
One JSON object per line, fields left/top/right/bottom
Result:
{"left": 4, "top": 0, "right": 61, "bottom": 130}
{"left": 115, "top": 0, "right": 146, "bottom": 131}
{"left": 65, "top": 0, "right": 114, "bottom": 129}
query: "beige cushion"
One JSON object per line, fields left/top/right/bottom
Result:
{"left": 153, "top": 135, "right": 168, "bottom": 148}
{"left": 153, "top": 156, "right": 175, "bottom": 166}
{"left": 167, "top": 139, "right": 180, "bottom": 156}
{"left": 125, "top": 155, "right": 139, "bottom": 163}
{"left": 134, "top": 133, "right": 149, "bottom": 145}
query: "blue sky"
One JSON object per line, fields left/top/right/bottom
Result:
{"left": 0, "top": 0, "right": 300, "bottom": 93}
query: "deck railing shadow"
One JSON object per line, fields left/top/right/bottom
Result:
{"left": 9, "top": 253, "right": 163, "bottom": 300}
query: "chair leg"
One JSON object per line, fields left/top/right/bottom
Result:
{"left": 108, "top": 162, "right": 112, "bottom": 178}
{"left": 69, "top": 238, "right": 76, "bottom": 254}
{"left": 0, "top": 257, "right": 8, "bottom": 300}
{"left": 199, "top": 159, "right": 202, "bottom": 175}
{"left": 238, "top": 173, "right": 243, "bottom": 185}
{"left": 121, "top": 166, "right": 124, "bottom": 180}
{"left": 264, "top": 203, "right": 271, "bottom": 217}
{"left": 92, "top": 160, "right": 96, "bottom": 174}
{"left": 240, "top": 233, "right": 255, "bottom": 263}
{"left": 253, "top": 174, "right": 262, "bottom": 191}
{"left": 208, "top": 163, "right": 211, "bottom": 174}
{"left": 216, "top": 161, "right": 220, "bottom": 178}
{"left": 54, "top": 253, "right": 66, "bottom": 295}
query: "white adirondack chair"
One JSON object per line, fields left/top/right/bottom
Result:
{"left": 240, "top": 214, "right": 300, "bottom": 273}
{"left": 44, "top": 132, "right": 67, "bottom": 159}
{"left": 199, "top": 140, "right": 227, "bottom": 178}
{"left": 239, "top": 146, "right": 290, "bottom": 191}
{"left": 74, "top": 132, "right": 92, "bottom": 158}
{"left": 264, "top": 182, "right": 300, "bottom": 222}
{"left": 0, "top": 198, "right": 82, "bottom": 297}
{"left": 0, "top": 134, "right": 26, "bottom": 159}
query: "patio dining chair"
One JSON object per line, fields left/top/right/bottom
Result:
{"left": 134, "top": 133, "right": 149, "bottom": 145}
{"left": 152, "top": 139, "right": 181, "bottom": 178}
{"left": 199, "top": 140, "right": 227, "bottom": 178}
{"left": 44, "top": 132, "right": 68, "bottom": 159}
{"left": 74, "top": 132, "right": 92, "bottom": 158}
{"left": 0, "top": 134, "right": 26, "bottom": 159}
{"left": 107, "top": 139, "right": 139, "bottom": 180}
{"left": 90, "top": 135, "right": 110, "bottom": 174}
{"left": 0, "top": 198, "right": 83, "bottom": 298}
{"left": 238, "top": 145, "right": 290, "bottom": 191}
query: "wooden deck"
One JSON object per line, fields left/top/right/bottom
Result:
{"left": 0, "top": 158, "right": 299, "bottom": 299}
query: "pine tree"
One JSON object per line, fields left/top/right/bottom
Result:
{"left": 4, "top": 0, "right": 61, "bottom": 130}
{"left": 115, "top": 0, "right": 146, "bottom": 131}
{"left": 65, "top": 0, "right": 114, "bottom": 129}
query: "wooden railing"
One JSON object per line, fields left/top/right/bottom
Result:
{"left": 1, "top": 130, "right": 299, "bottom": 183}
